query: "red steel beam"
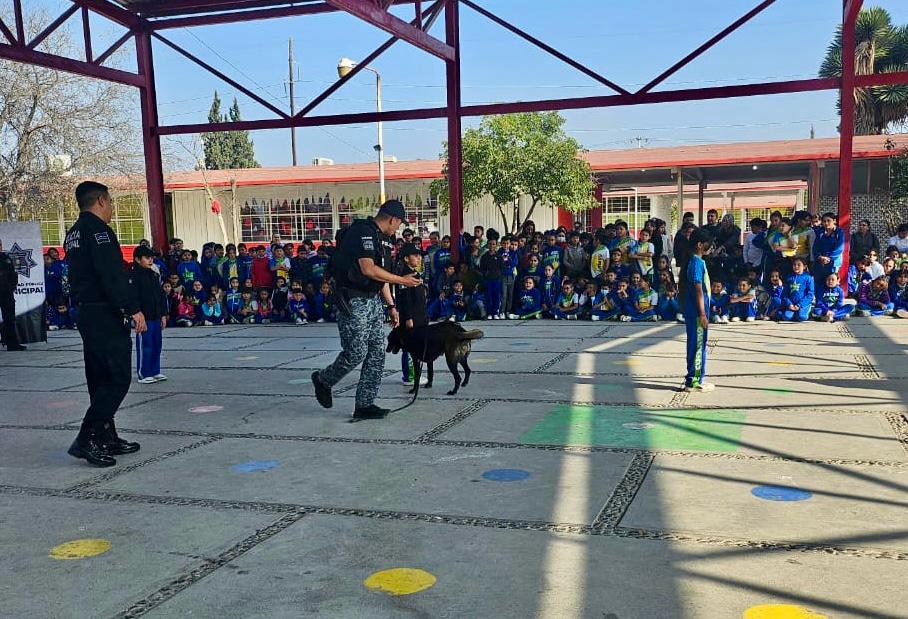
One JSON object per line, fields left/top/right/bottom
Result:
{"left": 149, "top": 2, "right": 337, "bottom": 29}
{"left": 157, "top": 76, "right": 846, "bottom": 136}
{"left": 13, "top": 0, "right": 24, "bottom": 44}
{"left": 28, "top": 5, "right": 80, "bottom": 50}
{"left": 855, "top": 70, "right": 908, "bottom": 88}
{"left": 136, "top": 31, "right": 168, "bottom": 251}
{"left": 296, "top": 0, "right": 444, "bottom": 118}
{"left": 152, "top": 32, "right": 290, "bottom": 119}
{"left": 0, "top": 41, "right": 144, "bottom": 86}
{"left": 71, "top": 0, "right": 141, "bottom": 29}
{"left": 838, "top": 0, "right": 861, "bottom": 275}
{"left": 94, "top": 29, "right": 134, "bottom": 66}
{"left": 638, "top": 0, "right": 777, "bottom": 94}
{"left": 461, "top": 0, "right": 629, "bottom": 96}
{"left": 323, "top": 0, "right": 454, "bottom": 61}
{"left": 446, "top": 0, "right": 464, "bottom": 259}
{"left": 0, "top": 17, "right": 20, "bottom": 45}
{"left": 82, "top": 7, "right": 93, "bottom": 62}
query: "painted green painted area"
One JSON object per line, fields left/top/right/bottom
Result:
{"left": 763, "top": 388, "right": 795, "bottom": 394}
{"left": 519, "top": 406, "right": 745, "bottom": 452}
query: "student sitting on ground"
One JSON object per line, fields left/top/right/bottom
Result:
{"left": 856, "top": 276, "right": 894, "bottom": 316}
{"left": 237, "top": 289, "right": 256, "bottom": 324}
{"left": 780, "top": 257, "right": 815, "bottom": 321}
{"left": 591, "top": 282, "right": 621, "bottom": 321}
{"left": 47, "top": 301, "right": 75, "bottom": 331}
{"left": 613, "top": 279, "right": 633, "bottom": 321}
{"left": 762, "top": 270, "right": 785, "bottom": 320}
{"left": 175, "top": 292, "right": 195, "bottom": 327}
{"left": 468, "top": 283, "right": 487, "bottom": 320}
{"left": 254, "top": 288, "right": 273, "bottom": 324}
{"left": 515, "top": 277, "right": 542, "bottom": 319}
{"left": 200, "top": 293, "right": 225, "bottom": 326}
{"left": 891, "top": 270, "right": 908, "bottom": 318}
{"left": 578, "top": 281, "right": 599, "bottom": 320}
{"left": 551, "top": 281, "right": 580, "bottom": 320}
{"left": 521, "top": 253, "right": 543, "bottom": 289}
{"left": 629, "top": 277, "right": 659, "bottom": 322}
{"left": 313, "top": 281, "right": 336, "bottom": 323}
{"left": 288, "top": 288, "right": 309, "bottom": 325}
{"left": 728, "top": 278, "right": 758, "bottom": 322}
{"left": 710, "top": 280, "right": 730, "bottom": 323}
{"left": 539, "top": 264, "right": 561, "bottom": 318}
{"left": 656, "top": 281, "right": 681, "bottom": 322}
{"left": 450, "top": 280, "right": 468, "bottom": 322}
{"left": 271, "top": 276, "right": 289, "bottom": 322}
{"left": 813, "top": 273, "right": 853, "bottom": 322}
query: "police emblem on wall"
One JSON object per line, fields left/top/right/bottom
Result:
{"left": 0, "top": 222, "right": 46, "bottom": 343}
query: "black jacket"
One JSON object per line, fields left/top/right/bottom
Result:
{"left": 0, "top": 251, "right": 16, "bottom": 291}
{"left": 64, "top": 211, "right": 138, "bottom": 315}
{"left": 479, "top": 250, "right": 503, "bottom": 279}
{"left": 129, "top": 265, "right": 164, "bottom": 320}
{"left": 396, "top": 266, "right": 427, "bottom": 327}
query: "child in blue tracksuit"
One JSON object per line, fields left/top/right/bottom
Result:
{"left": 539, "top": 264, "right": 561, "bottom": 318}
{"left": 591, "top": 283, "right": 621, "bottom": 321}
{"left": 763, "top": 270, "right": 785, "bottom": 320}
{"left": 130, "top": 246, "right": 167, "bottom": 383}
{"left": 629, "top": 278, "right": 659, "bottom": 322}
{"left": 480, "top": 238, "right": 504, "bottom": 319}
{"left": 288, "top": 288, "right": 309, "bottom": 324}
{"left": 225, "top": 277, "right": 244, "bottom": 323}
{"left": 551, "top": 281, "right": 580, "bottom": 319}
{"left": 468, "top": 284, "right": 487, "bottom": 320}
{"left": 177, "top": 250, "right": 203, "bottom": 286}
{"left": 780, "top": 257, "right": 815, "bottom": 321}
{"left": 710, "top": 281, "right": 730, "bottom": 323}
{"left": 656, "top": 281, "right": 681, "bottom": 321}
{"left": 200, "top": 294, "right": 225, "bottom": 326}
{"left": 521, "top": 254, "right": 543, "bottom": 289}
{"left": 541, "top": 234, "right": 563, "bottom": 276}
{"left": 857, "top": 277, "right": 894, "bottom": 316}
{"left": 683, "top": 229, "right": 714, "bottom": 391}
{"left": 432, "top": 236, "right": 452, "bottom": 277}
{"left": 891, "top": 271, "right": 908, "bottom": 318}
{"left": 313, "top": 281, "right": 336, "bottom": 322}
{"left": 516, "top": 277, "right": 542, "bottom": 319}
{"left": 846, "top": 258, "right": 872, "bottom": 297}
{"left": 813, "top": 273, "right": 853, "bottom": 322}
{"left": 728, "top": 278, "right": 758, "bottom": 322}
{"left": 812, "top": 213, "right": 845, "bottom": 286}
{"left": 450, "top": 281, "right": 468, "bottom": 321}
{"left": 47, "top": 301, "right": 75, "bottom": 330}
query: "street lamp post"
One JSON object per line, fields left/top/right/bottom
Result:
{"left": 338, "top": 57, "right": 385, "bottom": 204}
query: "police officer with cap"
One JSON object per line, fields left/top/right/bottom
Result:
{"left": 311, "top": 199, "right": 420, "bottom": 420}
{"left": 65, "top": 181, "right": 147, "bottom": 467}
{"left": 0, "top": 238, "right": 26, "bottom": 351}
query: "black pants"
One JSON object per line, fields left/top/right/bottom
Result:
{"left": 0, "top": 286, "right": 19, "bottom": 347}
{"left": 78, "top": 305, "right": 131, "bottom": 428}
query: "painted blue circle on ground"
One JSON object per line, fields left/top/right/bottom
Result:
{"left": 751, "top": 485, "right": 812, "bottom": 501}
{"left": 482, "top": 468, "right": 530, "bottom": 482}
{"left": 232, "top": 459, "right": 281, "bottom": 473}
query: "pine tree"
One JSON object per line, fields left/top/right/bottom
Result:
{"left": 201, "top": 91, "right": 226, "bottom": 170}
{"left": 201, "top": 93, "right": 259, "bottom": 170}
{"left": 225, "top": 98, "right": 259, "bottom": 169}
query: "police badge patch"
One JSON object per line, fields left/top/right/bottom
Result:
{"left": 94, "top": 232, "right": 111, "bottom": 244}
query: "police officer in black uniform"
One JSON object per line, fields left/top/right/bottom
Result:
{"left": 0, "top": 238, "right": 26, "bottom": 351}
{"left": 311, "top": 200, "right": 420, "bottom": 420}
{"left": 65, "top": 181, "right": 147, "bottom": 467}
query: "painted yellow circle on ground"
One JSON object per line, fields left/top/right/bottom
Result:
{"left": 49, "top": 539, "right": 111, "bottom": 560}
{"left": 471, "top": 358, "right": 497, "bottom": 364}
{"left": 743, "top": 604, "right": 828, "bottom": 619}
{"left": 364, "top": 568, "right": 436, "bottom": 596}
{"left": 765, "top": 361, "right": 794, "bottom": 367}
{"left": 615, "top": 359, "right": 641, "bottom": 366}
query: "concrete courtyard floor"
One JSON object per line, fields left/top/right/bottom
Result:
{"left": 1, "top": 318, "right": 907, "bottom": 618}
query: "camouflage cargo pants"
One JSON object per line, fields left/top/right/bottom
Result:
{"left": 318, "top": 295, "right": 386, "bottom": 409}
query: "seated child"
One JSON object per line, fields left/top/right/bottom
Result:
{"left": 175, "top": 292, "right": 195, "bottom": 327}
{"left": 856, "top": 276, "right": 894, "bottom": 316}
{"left": 847, "top": 257, "right": 872, "bottom": 298}
{"left": 813, "top": 273, "right": 853, "bottom": 322}
{"left": 515, "top": 277, "right": 542, "bottom": 319}
{"left": 891, "top": 270, "right": 908, "bottom": 318}
{"left": 656, "top": 281, "right": 681, "bottom": 321}
{"left": 225, "top": 278, "right": 243, "bottom": 323}
{"left": 468, "top": 283, "right": 487, "bottom": 320}
{"left": 520, "top": 254, "right": 543, "bottom": 289}
{"left": 237, "top": 290, "right": 256, "bottom": 324}
{"left": 200, "top": 293, "right": 225, "bottom": 326}
{"left": 590, "top": 282, "right": 620, "bottom": 321}
{"left": 450, "top": 280, "right": 468, "bottom": 321}
{"left": 313, "top": 281, "right": 336, "bottom": 323}
{"left": 288, "top": 288, "right": 309, "bottom": 325}
{"left": 47, "top": 301, "right": 75, "bottom": 330}
{"left": 579, "top": 282, "right": 599, "bottom": 320}
{"left": 254, "top": 288, "right": 273, "bottom": 324}
{"left": 762, "top": 270, "right": 785, "bottom": 320}
{"left": 551, "top": 281, "right": 580, "bottom": 320}
{"left": 780, "top": 257, "right": 815, "bottom": 321}
{"left": 271, "top": 276, "right": 289, "bottom": 322}
{"left": 629, "top": 277, "right": 659, "bottom": 322}
{"left": 613, "top": 279, "right": 633, "bottom": 321}
{"left": 710, "top": 280, "right": 730, "bottom": 324}
{"left": 728, "top": 278, "right": 757, "bottom": 322}
{"left": 539, "top": 264, "right": 561, "bottom": 318}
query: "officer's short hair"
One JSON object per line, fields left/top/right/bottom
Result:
{"left": 75, "top": 181, "right": 109, "bottom": 210}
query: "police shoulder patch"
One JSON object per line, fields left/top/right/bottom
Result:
{"left": 94, "top": 232, "right": 111, "bottom": 244}
{"left": 361, "top": 237, "right": 374, "bottom": 251}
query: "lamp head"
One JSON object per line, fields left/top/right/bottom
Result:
{"left": 337, "top": 57, "right": 356, "bottom": 78}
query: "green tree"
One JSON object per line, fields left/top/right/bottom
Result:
{"left": 432, "top": 112, "right": 596, "bottom": 234}
{"left": 201, "top": 93, "right": 259, "bottom": 170}
{"left": 820, "top": 7, "right": 908, "bottom": 135}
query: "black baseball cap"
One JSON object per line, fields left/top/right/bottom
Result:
{"left": 399, "top": 244, "right": 422, "bottom": 259}
{"left": 378, "top": 199, "right": 406, "bottom": 220}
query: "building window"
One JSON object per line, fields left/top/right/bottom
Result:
{"left": 603, "top": 195, "right": 651, "bottom": 231}
{"left": 240, "top": 196, "right": 334, "bottom": 243}
{"left": 110, "top": 194, "right": 147, "bottom": 244}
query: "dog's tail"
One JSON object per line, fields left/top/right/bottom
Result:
{"left": 458, "top": 329, "right": 484, "bottom": 341}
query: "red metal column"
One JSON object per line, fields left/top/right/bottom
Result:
{"left": 445, "top": 0, "right": 463, "bottom": 261}
{"left": 838, "top": 0, "right": 860, "bottom": 275}
{"left": 136, "top": 32, "right": 168, "bottom": 251}
{"left": 808, "top": 160, "right": 821, "bottom": 215}
{"left": 591, "top": 184, "right": 603, "bottom": 230}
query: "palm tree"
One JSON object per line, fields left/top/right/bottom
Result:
{"left": 820, "top": 6, "right": 908, "bottom": 135}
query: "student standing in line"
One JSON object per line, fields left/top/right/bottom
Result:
{"left": 131, "top": 246, "right": 167, "bottom": 384}
{"left": 683, "top": 228, "right": 715, "bottom": 392}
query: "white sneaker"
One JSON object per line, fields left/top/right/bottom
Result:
{"left": 684, "top": 382, "right": 716, "bottom": 392}
{"left": 620, "top": 315, "right": 631, "bottom": 322}
{"left": 824, "top": 314, "right": 834, "bottom": 323}
{"left": 137, "top": 377, "right": 156, "bottom": 384}
{"left": 567, "top": 315, "right": 577, "bottom": 320}
{"left": 711, "top": 315, "right": 721, "bottom": 324}
{"left": 730, "top": 317, "right": 741, "bottom": 322}
{"left": 649, "top": 315, "right": 660, "bottom": 322}
{"left": 857, "top": 310, "right": 871, "bottom": 317}
{"left": 153, "top": 374, "right": 168, "bottom": 382}
{"left": 448, "top": 316, "right": 456, "bottom": 322}
{"left": 745, "top": 316, "right": 755, "bottom": 322}
{"left": 676, "top": 313, "right": 684, "bottom": 322}
{"left": 508, "top": 314, "right": 519, "bottom": 320}
{"left": 591, "top": 315, "right": 600, "bottom": 321}
{"left": 897, "top": 309, "right": 908, "bottom": 319}
{"left": 722, "top": 315, "right": 730, "bottom": 323}
{"left": 486, "top": 315, "right": 493, "bottom": 320}
{"left": 316, "top": 318, "right": 325, "bottom": 323}
{"left": 48, "top": 325, "right": 59, "bottom": 331}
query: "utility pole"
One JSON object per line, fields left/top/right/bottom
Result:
{"left": 288, "top": 38, "right": 298, "bottom": 166}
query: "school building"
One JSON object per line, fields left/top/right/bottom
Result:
{"left": 25, "top": 133, "right": 908, "bottom": 251}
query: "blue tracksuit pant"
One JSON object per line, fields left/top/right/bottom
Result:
{"left": 781, "top": 305, "right": 812, "bottom": 321}
{"left": 728, "top": 301, "right": 757, "bottom": 320}
{"left": 485, "top": 278, "right": 502, "bottom": 316}
{"left": 812, "top": 306, "right": 854, "bottom": 321}
{"left": 136, "top": 319, "right": 162, "bottom": 380}
{"left": 657, "top": 297, "right": 680, "bottom": 320}
{"left": 857, "top": 302, "right": 895, "bottom": 316}
{"left": 684, "top": 315, "right": 708, "bottom": 388}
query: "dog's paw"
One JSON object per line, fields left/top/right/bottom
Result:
{"left": 424, "top": 383, "right": 433, "bottom": 389}
{"left": 446, "top": 389, "right": 457, "bottom": 396}
{"left": 408, "top": 388, "right": 417, "bottom": 394}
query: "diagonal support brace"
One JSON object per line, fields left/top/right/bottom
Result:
{"left": 324, "top": 0, "right": 454, "bottom": 61}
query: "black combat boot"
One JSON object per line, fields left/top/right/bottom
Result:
{"left": 68, "top": 429, "right": 116, "bottom": 467}
{"left": 100, "top": 420, "right": 141, "bottom": 455}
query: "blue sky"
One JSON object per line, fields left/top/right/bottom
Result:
{"left": 134, "top": 1, "right": 908, "bottom": 168}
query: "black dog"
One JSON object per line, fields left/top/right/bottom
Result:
{"left": 386, "top": 322, "right": 483, "bottom": 396}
